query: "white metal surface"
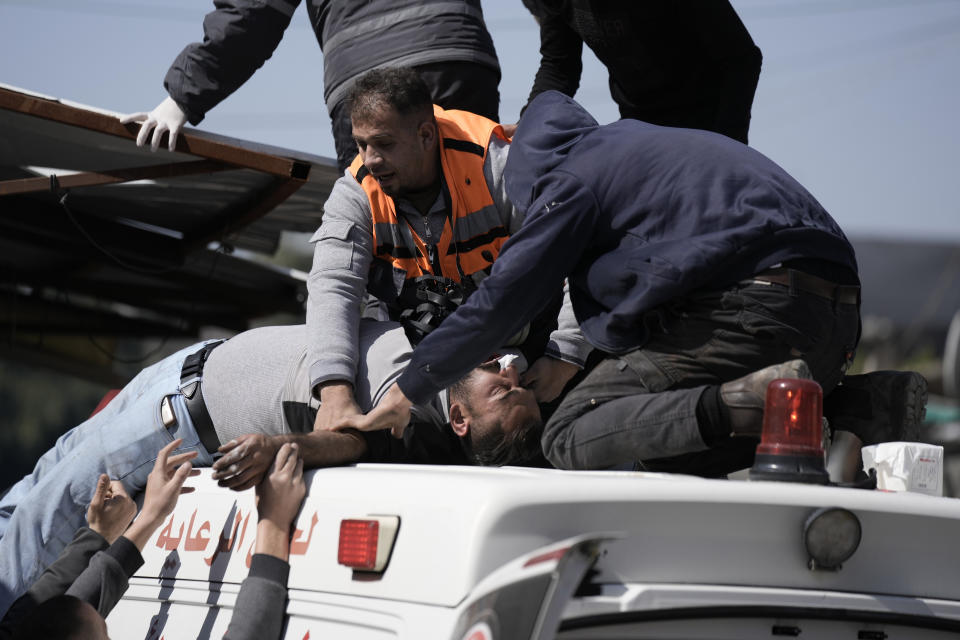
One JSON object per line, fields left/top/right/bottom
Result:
{"left": 109, "top": 464, "right": 960, "bottom": 639}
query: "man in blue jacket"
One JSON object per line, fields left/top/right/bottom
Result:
{"left": 329, "top": 90, "right": 868, "bottom": 475}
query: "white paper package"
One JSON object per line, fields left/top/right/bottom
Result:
{"left": 861, "top": 442, "right": 944, "bottom": 496}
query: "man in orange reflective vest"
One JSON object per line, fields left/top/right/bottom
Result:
{"left": 307, "top": 67, "right": 591, "bottom": 434}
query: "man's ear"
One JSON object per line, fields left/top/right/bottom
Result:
{"left": 449, "top": 402, "right": 470, "bottom": 437}
{"left": 418, "top": 119, "right": 438, "bottom": 152}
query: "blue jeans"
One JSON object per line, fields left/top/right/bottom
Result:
{"left": 541, "top": 281, "right": 860, "bottom": 474}
{"left": 0, "top": 341, "right": 217, "bottom": 616}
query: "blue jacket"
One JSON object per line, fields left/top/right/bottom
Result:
{"left": 398, "top": 91, "right": 858, "bottom": 404}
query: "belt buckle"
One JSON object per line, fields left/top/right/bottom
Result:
{"left": 179, "top": 378, "right": 201, "bottom": 399}
{"left": 160, "top": 395, "right": 177, "bottom": 428}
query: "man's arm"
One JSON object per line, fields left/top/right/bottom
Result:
{"left": 2, "top": 442, "right": 196, "bottom": 629}
{"left": 224, "top": 443, "right": 306, "bottom": 640}
{"left": 527, "top": 280, "right": 593, "bottom": 402}
{"left": 120, "top": 0, "right": 301, "bottom": 151}
{"left": 306, "top": 177, "right": 376, "bottom": 426}
{"left": 62, "top": 538, "right": 142, "bottom": 619}
{"left": 211, "top": 430, "right": 367, "bottom": 491}
{"left": 523, "top": 7, "right": 584, "bottom": 112}
{"left": 686, "top": 0, "right": 763, "bottom": 145}
{"left": 0, "top": 529, "right": 106, "bottom": 631}
{"left": 66, "top": 441, "right": 198, "bottom": 616}
{"left": 485, "top": 136, "right": 592, "bottom": 401}
{"left": 0, "top": 475, "right": 136, "bottom": 628}
{"left": 164, "top": 0, "right": 300, "bottom": 125}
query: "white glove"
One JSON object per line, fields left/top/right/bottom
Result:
{"left": 119, "top": 96, "right": 188, "bottom": 152}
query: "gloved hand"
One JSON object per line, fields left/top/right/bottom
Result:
{"left": 119, "top": 96, "right": 188, "bottom": 152}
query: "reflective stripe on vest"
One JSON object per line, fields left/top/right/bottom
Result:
{"left": 350, "top": 105, "right": 510, "bottom": 283}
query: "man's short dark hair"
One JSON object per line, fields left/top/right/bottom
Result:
{"left": 348, "top": 67, "right": 433, "bottom": 124}
{"left": 451, "top": 369, "right": 543, "bottom": 467}
{"left": 461, "top": 414, "right": 543, "bottom": 466}
{"left": 448, "top": 368, "right": 479, "bottom": 409}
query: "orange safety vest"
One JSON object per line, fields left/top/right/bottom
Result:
{"left": 350, "top": 105, "right": 511, "bottom": 283}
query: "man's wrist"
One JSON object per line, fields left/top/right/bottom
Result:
{"left": 319, "top": 380, "right": 355, "bottom": 403}
{"left": 135, "top": 510, "right": 168, "bottom": 532}
{"left": 123, "top": 518, "right": 157, "bottom": 551}
{"left": 87, "top": 521, "right": 114, "bottom": 542}
{"left": 255, "top": 519, "right": 293, "bottom": 562}
{"left": 107, "top": 536, "right": 145, "bottom": 576}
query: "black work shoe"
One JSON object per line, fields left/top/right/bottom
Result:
{"left": 720, "top": 360, "right": 813, "bottom": 438}
{"left": 825, "top": 371, "right": 928, "bottom": 445}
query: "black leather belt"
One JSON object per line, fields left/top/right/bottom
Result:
{"left": 752, "top": 267, "right": 860, "bottom": 305}
{"left": 179, "top": 340, "right": 225, "bottom": 455}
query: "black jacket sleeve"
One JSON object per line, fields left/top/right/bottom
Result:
{"left": 223, "top": 554, "right": 290, "bottom": 640}
{"left": 683, "top": 0, "right": 762, "bottom": 144}
{"left": 0, "top": 527, "right": 108, "bottom": 634}
{"left": 65, "top": 536, "right": 144, "bottom": 617}
{"left": 164, "top": 0, "right": 301, "bottom": 124}
{"left": 524, "top": 6, "right": 584, "bottom": 112}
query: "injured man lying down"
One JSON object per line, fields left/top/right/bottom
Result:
{"left": 0, "top": 320, "right": 547, "bottom": 615}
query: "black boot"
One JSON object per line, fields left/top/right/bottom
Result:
{"left": 824, "top": 371, "right": 928, "bottom": 445}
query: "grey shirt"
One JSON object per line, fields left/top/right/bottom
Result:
{"left": 202, "top": 322, "right": 447, "bottom": 446}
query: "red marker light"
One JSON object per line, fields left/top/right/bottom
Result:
{"left": 523, "top": 546, "right": 570, "bottom": 568}
{"left": 749, "top": 378, "right": 829, "bottom": 484}
{"left": 337, "top": 516, "right": 400, "bottom": 572}
{"left": 338, "top": 519, "right": 379, "bottom": 570}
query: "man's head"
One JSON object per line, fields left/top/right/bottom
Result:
{"left": 11, "top": 595, "right": 109, "bottom": 640}
{"left": 449, "top": 359, "right": 543, "bottom": 466}
{"left": 348, "top": 67, "right": 439, "bottom": 199}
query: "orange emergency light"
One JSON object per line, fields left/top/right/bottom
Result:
{"left": 749, "top": 377, "right": 830, "bottom": 484}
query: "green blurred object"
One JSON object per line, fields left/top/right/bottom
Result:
{"left": 926, "top": 399, "right": 960, "bottom": 424}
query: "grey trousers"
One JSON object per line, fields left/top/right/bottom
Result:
{"left": 541, "top": 280, "right": 861, "bottom": 474}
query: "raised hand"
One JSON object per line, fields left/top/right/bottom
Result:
{"left": 86, "top": 474, "right": 137, "bottom": 544}
{"left": 256, "top": 443, "right": 306, "bottom": 530}
{"left": 124, "top": 438, "right": 199, "bottom": 550}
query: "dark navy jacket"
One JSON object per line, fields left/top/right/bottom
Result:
{"left": 398, "top": 91, "right": 858, "bottom": 404}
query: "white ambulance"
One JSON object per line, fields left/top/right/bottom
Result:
{"left": 108, "top": 378, "right": 960, "bottom": 639}
{"left": 106, "top": 462, "right": 960, "bottom": 640}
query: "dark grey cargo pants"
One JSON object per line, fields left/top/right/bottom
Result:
{"left": 541, "top": 280, "right": 860, "bottom": 475}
